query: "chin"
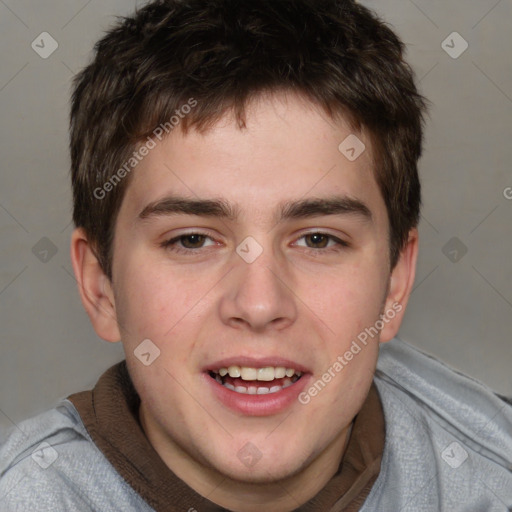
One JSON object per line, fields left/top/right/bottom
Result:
{"left": 217, "top": 460, "right": 303, "bottom": 485}
{"left": 203, "top": 441, "right": 312, "bottom": 485}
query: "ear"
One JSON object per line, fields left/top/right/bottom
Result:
{"left": 70, "top": 227, "right": 121, "bottom": 343}
{"left": 379, "top": 228, "right": 419, "bottom": 343}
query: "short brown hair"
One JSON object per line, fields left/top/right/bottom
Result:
{"left": 70, "top": 0, "right": 429, "bottom": 279}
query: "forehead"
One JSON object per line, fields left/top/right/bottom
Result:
{"left": 119, "top": 92, "right": 387, "bottom": 232}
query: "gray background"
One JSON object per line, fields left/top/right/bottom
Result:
{"left": 0, "top": 0, "right": 511, "bottom": 436}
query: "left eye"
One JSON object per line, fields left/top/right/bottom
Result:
{"left": 294, "top": 232, "right": 349, "bottom": 250}
{"left": 161, "top": 231, "right": 349, "bottom": 254}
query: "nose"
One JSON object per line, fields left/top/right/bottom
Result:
{"left": 218, "top": 242, "right": 298, "bottom": 332}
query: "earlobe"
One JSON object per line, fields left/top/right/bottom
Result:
{"left": 70, "top": 228, "right": 121, "bottom": 343}
{"left": 379, "top": 228, "right": 419, "bottom": 343}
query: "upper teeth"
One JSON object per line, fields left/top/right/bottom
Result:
{"left": 215, "top": 366, "right": 302, "bottom": 381}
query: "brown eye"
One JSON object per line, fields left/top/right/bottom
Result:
{"left": 295, "top": 232, "right": 349, "bottom": 253}
{"left": 304, "top": 233, "right": 330, "bottom": 249}
{"left": 179, "top": 234, "right": 207, "bottom": 249}
{"left": 160, "top": 232, "right": 216, "bottom": 254}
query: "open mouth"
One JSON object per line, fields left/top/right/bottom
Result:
{"left": 208, "top": 366, "right": 303, "bottom": 395}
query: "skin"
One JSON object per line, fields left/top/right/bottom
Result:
{"left": 71, "top": 91, "right": 418, "bottom": 511}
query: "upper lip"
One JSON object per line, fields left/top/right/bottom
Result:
{"left": 203, "top": 356, "right": 311, "bottom": 373}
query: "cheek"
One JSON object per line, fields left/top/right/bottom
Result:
{"left": 320, "top": 263, "right": 387, "bottom": 328}
{"left": 114, "top": 256, "right": 216, "bottom": 346}
{"left": 113, "top": 260, "right": 176, "bottom": 339}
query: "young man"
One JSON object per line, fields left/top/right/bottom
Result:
{"left": 1, "top": 0, "right": 511, "bottom": 510}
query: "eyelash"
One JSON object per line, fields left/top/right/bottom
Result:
{"left": 160, "top": 231, "right": 350, "bottom": 256}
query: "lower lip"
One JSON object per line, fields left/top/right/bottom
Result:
{"left": 203, "top": 372, "right": 311, "bottom": 416}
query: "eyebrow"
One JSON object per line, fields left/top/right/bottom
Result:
{"left": 138, "top": 194, "right": 373, "bottom": 224}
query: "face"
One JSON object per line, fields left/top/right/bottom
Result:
{"left": 75, "top": 92, "right": 415, "bottom": 496}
